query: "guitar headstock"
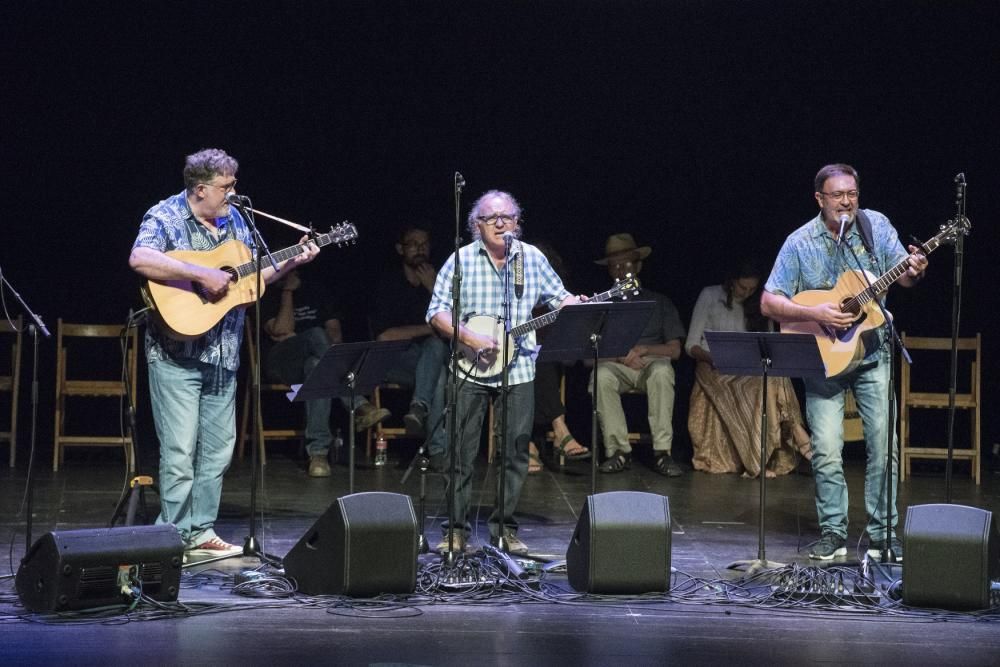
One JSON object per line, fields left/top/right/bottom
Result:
{"left": 326, "top": 221, "right": 359, "bottom": 247}
{"left": 611, "top": 272, "right": 641, "bottom": 299}
{"left": 934, "top": 216, "right": 971, "bottom": 246}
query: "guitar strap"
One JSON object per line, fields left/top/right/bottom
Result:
{"left": 514, "top": 249, "right": 524, "bottom": 299}
{"left": 855, "top": 209, "right": 878, "bottom": 271}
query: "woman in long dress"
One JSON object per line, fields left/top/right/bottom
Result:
{"left": 686, "top": 264, "right": 811, "bottom": 477}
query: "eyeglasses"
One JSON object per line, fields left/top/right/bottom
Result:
{"left": 611, "top": 260, "right": 637, "bottom": 271}
{"left": 476, "top": 213, "right": 518, "bottom": 226}
{"left": 819, "top": 189, "right": 859, "bottom": 201}
{"left": 203, "top": 178, "right": 238, "bottom": 194}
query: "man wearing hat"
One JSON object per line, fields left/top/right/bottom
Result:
{"left": 592, "top": 233, "right": 687, "bottom": 476}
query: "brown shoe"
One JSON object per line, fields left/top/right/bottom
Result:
{"left": 308, "top": 454, "right": 331, "bottom": 477}
{"left": 355, "top": 403, "right": 391, "bottom": 431}
{"left": 435, "top": 532, "right": 467, "bottom": 553}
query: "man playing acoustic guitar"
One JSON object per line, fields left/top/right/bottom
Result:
{"left": 129, "top": 148, "right": 319, "bottom": 559}
{"left": 761, "top": 163, "right": 928, "bottom": 561}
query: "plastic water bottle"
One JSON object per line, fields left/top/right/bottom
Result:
{"left": 374, "top": 434, "right": 388, "bottom": 467}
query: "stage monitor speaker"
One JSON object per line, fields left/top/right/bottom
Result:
{"left": 903, "top": 503, "right": 999, "bottom": 610}
{"left": 566, "top": 491, "right": 671, "bottom": 594}
{"left": 15, "top": 524, "right": 184, "bottom": 613}
{"left": 283, "top": 491, "right": 418, "bottom": 597}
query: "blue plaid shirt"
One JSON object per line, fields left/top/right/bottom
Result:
{"left": 765, "top": 208, "right": 908, "bottom": 359}
{"left": 427, "top": 239, "right": 570, "bottom": 386}
{"left": 132, "top": 191, "right": 253, "bottom": 371}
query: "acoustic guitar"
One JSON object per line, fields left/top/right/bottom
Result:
{"left": 780, "top": 217, "right": 969, "bottom": 378}
{"left": 456, "top": 274, "right": 640, "bottom": 379}
{"left": 141, "top": 222, "right": 358, "bottom": 339}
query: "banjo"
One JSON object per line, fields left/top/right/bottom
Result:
{"left": 456, "top": 274, "right": 640, "bottom": 379}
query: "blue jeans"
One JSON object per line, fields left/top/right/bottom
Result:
{"left": 149, "top": 356, "right": 237, "bottom": 548}
{"left": 443, "top": 380, "right": 534, "bottom": 539}
{"left": 384, "top": 335, "right": 448, "bottom": 456}
{"left": 264, "top": 327, "right": 336, "bottom": 456}
{"left": 803, "top": 352, "right": 898, "bottom": 542}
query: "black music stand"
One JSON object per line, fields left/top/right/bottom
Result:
{"left": 288, "top": 339, "right": 410, "bottom": 494}
{"left": 538, "top": 301, "right": 654, "bottom": 494}
{"left": 705, "top": 331, "right": 825, "bottom": 576}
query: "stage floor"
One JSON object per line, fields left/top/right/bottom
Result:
{"left": 2, "top": 444, "right": 999, "bottom": 665}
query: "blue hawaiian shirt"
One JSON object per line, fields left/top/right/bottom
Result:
{"left": 427, "top": 239, "right": 570, "bottom": 386}
{"left": 765, "top": 208, "right": 908, "bottom": 358}
{"left": 132, "top": 191, "right": 253, "bottom": 371}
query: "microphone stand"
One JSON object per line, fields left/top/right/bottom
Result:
{"left": 944, "top": 174, "right": 968, "bottom": 503}
{"left": 231, "top": 197, "right": 281, "bottom": 564}
{"left": 0, "top": 268, "right": 51, "bottom": 555}
{"left": 839, "top": 219, "right": 909, "bottom": 566}
{"left": 494, "top": 235, "right": 514, "bottom": 553}
{"left": 443, "top": 172, "right": 465, "bottom": 565}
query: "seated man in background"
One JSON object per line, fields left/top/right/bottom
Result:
{"left": 591, "top": 233, "right": 687, "bottom": 477}
{"left": 370, "top": 226, "right": 448, "bottom": 464}
{"left": 262, "top": 265, "right": 388, "bottom": 477}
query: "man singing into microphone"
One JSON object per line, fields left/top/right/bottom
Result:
{"left": 426, "top": 190, "right": 585, "bottom": 555}
{"left": 129, "top": 148, "right": 319, "bottom": 559}
{"left": 760, "top": 163, "right": 928, "bottom": 561}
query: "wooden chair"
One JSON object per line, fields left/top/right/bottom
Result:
{"left": 899, "top": 333, "right": 981, "bottom": 484}
{"left": 53, "top": 319, "right": 138, "bottom": 472}
{"left": 236, "top": 319, "right": 304, "bottom": 465}
{"left": 0, "top": 317, "right": 22, "bottom": 467}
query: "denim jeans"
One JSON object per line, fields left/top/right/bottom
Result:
{"left": 264, "top": 327, "right": 336, "bottom": 456}
{"left": 443, "top": 380, "right": 534, "bottom": 539}
{"left": 803, "top": 352, "right": 898, "bottom": 542}
{"left": 149, "top": 356, "right": 237, "bottom": 548}
{"left": 384, "top": 335, "right": 448, "bottom": 456}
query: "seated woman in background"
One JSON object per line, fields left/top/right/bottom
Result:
{"left": 685, "top": 263, "right": 811, "bottom": 477}
{"left": 527, "top": 240, "right": 590, "bottom": 473}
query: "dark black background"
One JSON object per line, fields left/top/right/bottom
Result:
{"left": 3, "top": 1, "right": 996, "bottom": 463}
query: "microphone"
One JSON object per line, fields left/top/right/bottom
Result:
{"left": 502, "top": 231, "right": 514, "bottom": 253}
{"left": 836, "top": 213, "right": 850, "bottom": 248}
{"left": 225, "top": 192, "right": 250, "bottom": 206}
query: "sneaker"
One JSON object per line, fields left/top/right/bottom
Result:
{"left": 492, "top": 530, "right": 529, "bottom": 556}
{"left": 185, "top": 536, "right": 243, "bottom": 557}
{"left": 308, "top": 454, "right": 331, "bottom": 477}
{"left": 867, "top": 536, "right": 903, "bottom": 562}
{"left": 355, "top": 403, "right": 391, "bottom": 431}
{"left": 403, "top": 402, "right": 428, "bottom": 438}
{"left": 808, "top": 532, "right": 848, "bottom": 560}
{"left": 436, "top": 532, "right": 467, "bottom": 553}
{"left": 654, "top": 452, "right": 683, "bottom": 477}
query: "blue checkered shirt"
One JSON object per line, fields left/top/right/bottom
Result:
{"left": 132, "top": 191, "right": 253, "bottom": 371}
{"left": 427, "top": 239, "right": 570, "bottom": 386}
{"left": 764, "top": 208, "right": 908, "bottom": 359}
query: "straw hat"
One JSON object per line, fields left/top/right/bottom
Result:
{"left": 594, "top": 233, "right": 652, "bottom": 265}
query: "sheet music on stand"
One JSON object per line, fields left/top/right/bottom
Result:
{"left": 536, "top": 301, "right": 654, "bottom": 363}
{"left": 286, "top": 340, "right": 410, "bottom": 402}
{"left": 706, "top": 331, "right": 826, "bottom": 379}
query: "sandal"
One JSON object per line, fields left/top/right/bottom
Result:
{"left": 554, "top": 434, "right": 591, "bottom": 460}
{"left": 598, "top": 451, "right": 631, "bottom": 473}
{"left": 528, "top": 442, "right": 543, "bottom": 474}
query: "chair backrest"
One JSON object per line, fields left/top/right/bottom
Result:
{"left": 901, "top": 333, "right": 980, "bottom": 404}
{"left": 0, "top": 317, "right": 22, "bottom": 391}
{"left": 243, "top": 318, "right": 291, "bottom": 390}
{"left": 56, "top": 319, "right": 138, "bottom": 398}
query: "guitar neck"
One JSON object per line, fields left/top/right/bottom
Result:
{"left": 233, "top": 230, "right": 338, "bottom": 279}
{"left": 854, "top": 235, "right": 942, "bottom": 307}
{"left": 508, "top": 285, "right": 622, "bottom": 338}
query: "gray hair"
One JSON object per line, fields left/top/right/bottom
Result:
{"left": 183, "top": 148, "right": 239, "bottom": 193}
{"left": 466, "top": 190, "right": 524, "bottom": 240}
{"left": 814, "top": 163, "right": 859, "bottom": 193}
